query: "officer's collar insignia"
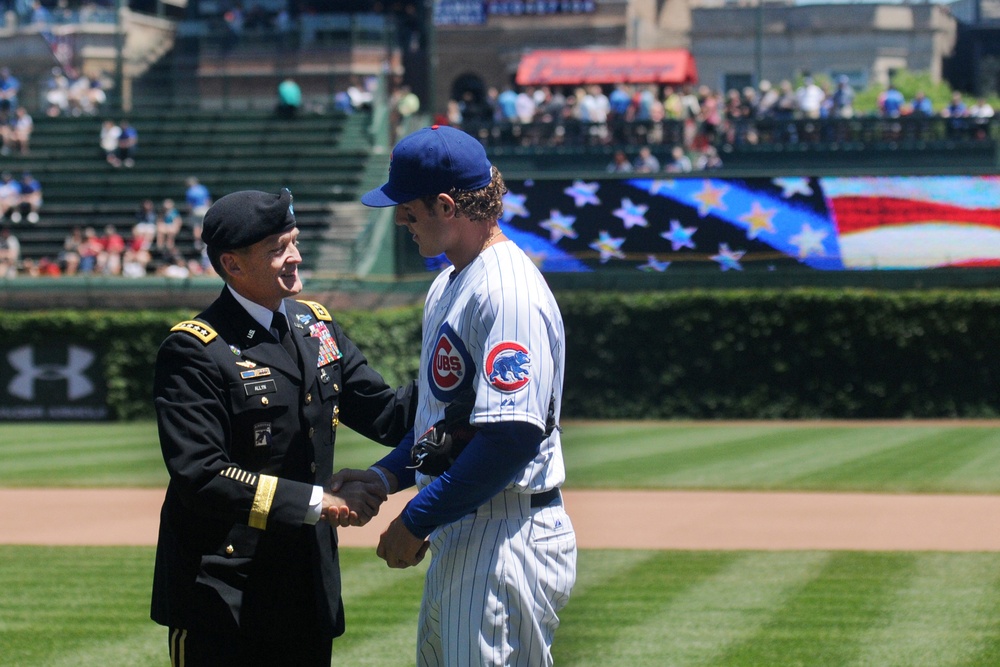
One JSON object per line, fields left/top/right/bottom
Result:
{"left": 247, "top": 329, "right": 256, "bottom": 339}
{"left": 230, "top": 345, "right": 241, "bottom": 356}
{"left": 236, "top": 360, "right": 256, "bottom": 368}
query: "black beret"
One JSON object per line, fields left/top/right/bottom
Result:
{"left": 201, "top": 188, "right": 296, "bottom": 251}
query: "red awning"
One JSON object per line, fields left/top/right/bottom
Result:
{"left": 515, "top": 48, "right": 698, "bottom": 87}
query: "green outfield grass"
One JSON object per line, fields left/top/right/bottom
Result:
{"left": 5, "top": 420, "right": 1000, "bottom": 666}
{"left": 4, "top": 420, "right": 1000, "bottom": 493}
{"left": 4, "top": 545, "right": 1000, "bottom": 667}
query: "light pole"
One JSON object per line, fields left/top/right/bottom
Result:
{"left": 754, "top": 0, "right": 763, "bottom": 86}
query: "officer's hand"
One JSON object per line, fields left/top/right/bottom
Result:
{"left": 320, "top": 492, "right": 356, "bottom": 527}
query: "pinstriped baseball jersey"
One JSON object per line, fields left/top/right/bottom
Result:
{"left": 413, "top": 238, "right": 576, "bottom": 667}
{"left": 415, "top": 239, "right": 566, "bottom": 494}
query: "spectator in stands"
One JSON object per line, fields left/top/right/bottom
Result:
{"left": 100, "top": 118, "right": 121, "bottom": 166}
{"left": 275, "top": 77, "right": 302, "bottom": 119}
{"left": 78, "top": 226, "right": 103, "bottom": 274}
{"left": 606, "top": 149, "right": 633, "bottom": 173}
{"left": 1, "top": 105, "right": 32, "bottom": 155}
{"left": 756, "top": 80, "right": 778, "bottom": 117}
{"left": 115, "top": 119, "right": 138, "bottom": 167}
{"left": 58, "top": 226, "right": 83, "bottom": 276}
{"left": 0, "top": 170, "right": 19, "bottom": 219}
{"left": 134, "top": 198, "right": 158, "bottom": 248}
{"left": 345, "top": 76, "right": 374, "bottom": 112}
{"left": 156, "top": 197, "right": 182, "bottom": 251}
{"left": 943, "top": 91, "right": 968, "bottom": 118}
{"left": 44, "top": 67, "right": 71, "bottom": 117}
{"left": 28, "top": 0, "right": 51, "bottom": 24}
{"left": 666, "top": 145, "right": 693, "bottom": 173}
{"left": 98, "top": 223, "right": 126, "bottom": 276}
{"left": 184, "top": 176, "right": 212, "bottom": 250}
{"left": 830, "top": 76, "right": 855, "bottom": 119}
{"left": 795, "top": 75, "right": 825, "bottom": 119}
{"left": 0, "top": 67, "right": 19, "bottom": 115}
{"left": 0, "top": 225, "right": 19, "bottom": 278}
{"left": 694, "top": 145, "right": 723, "bottom": 170}
{"left": 12, "top": 171, "right": 41, "bottom": 224}
{"left": 969, "top": 97, "right": 995, "bottom": 118}
{"left": 633, "top": 146, "right": 660, "bottom": 173}
{"left": 879, "top": 82, "right": 905, "bottom": 118}
{"left": 910, "top": 90, "right": 933, "bottom": 117}
{"left": 123, "top": 220, "right": 154, "bottom": 278}
{"left": 496, "top": 85, "right": 518, "bottom": 123}
{"left": 393, "top": 84, "right": 420, "bottom": 138}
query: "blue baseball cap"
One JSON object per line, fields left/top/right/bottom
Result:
{"left": 361, "top": 125, "right": 493, "bottom": 207}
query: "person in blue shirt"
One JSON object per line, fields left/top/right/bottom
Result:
{"left": 880, "top": 83, "right": 904, "bottom": 118}
{"left": 910, "top": 90, "right": 933, "bottom": 116}
{"left": 0, "top": 67, "right": 19, "bottom": 115}
{"left": 185, "top": 176, "right": 212, "bottom": 251}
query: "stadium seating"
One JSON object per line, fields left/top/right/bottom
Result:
{"left": 0, "top": 108, "right": 374, "bottom": 274}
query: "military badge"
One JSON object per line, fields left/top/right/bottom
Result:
{"left": 309, "top": 321, "right": 342, "bottom": 366}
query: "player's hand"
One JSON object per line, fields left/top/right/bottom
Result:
{"left": 377, "top": 515, "right": 429, "bottom": 568}
{"left": 322, "top": 478, "right": 386, "bottom": 527}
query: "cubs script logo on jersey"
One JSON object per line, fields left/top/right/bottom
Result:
{"left": 428, "top": 323, "right": 473, "bottom": 401}
{"left": 485, "top": 341, "right": 532, "bottom": 393}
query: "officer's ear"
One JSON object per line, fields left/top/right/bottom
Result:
{"left": 219, "top": 250, "right": 242, "bottom": 278}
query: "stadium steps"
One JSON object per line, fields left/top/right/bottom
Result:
{"left": 0, "top": 109, "right": 376, "bottom": 274}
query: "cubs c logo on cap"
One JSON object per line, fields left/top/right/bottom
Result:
{"left": 485, "top": 341, "right": 532, "bottom": 393}
{"left": 428, "top": 323, "right": 473, "bottom": 401}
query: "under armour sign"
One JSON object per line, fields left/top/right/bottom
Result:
{"left": 0, "top": 343, "right": 108, "bottom": 420}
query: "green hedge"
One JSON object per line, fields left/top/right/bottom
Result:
{"left": 3, "top": 289, "right": 997, "bottom": 420}
{"left": 558, "top": 289, "right": 1000, "bottom": 419}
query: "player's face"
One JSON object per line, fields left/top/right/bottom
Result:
{"left": 225, "top": 227, "right": 302, "bottom": 310}
{"left": 394, "top": 198, "right": 455, "bottom": 259}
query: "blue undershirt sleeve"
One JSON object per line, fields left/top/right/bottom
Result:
{"left": 400, "top": 421, "right": 544, "bottom": 539}
{"left": 374, "top": 428, "right": 416, "bottom": 491}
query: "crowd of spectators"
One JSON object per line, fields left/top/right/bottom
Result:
{"left": 451, "top": 76, "right": 998, "bottom": 157}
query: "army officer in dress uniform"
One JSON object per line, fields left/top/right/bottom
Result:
{"left": 151, "top": 188, "right": 416, "bottom": 667}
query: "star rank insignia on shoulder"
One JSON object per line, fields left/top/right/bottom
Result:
{"left": 170, "top": 320, "right": 218, "bottom": 344}
{"left": 297, "top": 300, "right": 332, "bottom": 322}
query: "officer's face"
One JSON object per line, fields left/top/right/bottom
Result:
{"left": 225, "top": 227, "right": 302, "bottom": 310}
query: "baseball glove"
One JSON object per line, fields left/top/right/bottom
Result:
{"left": 409, "top": 389, "right": 478, "bottom": 476}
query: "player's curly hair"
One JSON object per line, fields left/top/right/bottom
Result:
{"left": 422, "top": 166, "right": 507, "bottom": 222}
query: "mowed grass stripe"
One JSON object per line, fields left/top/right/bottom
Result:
{"left": 0, "top": 546, "right": 157, "bottom": 667}
{"left": 855, "top": 553, "right": 1000, "bottom": 667}
{"left": 9, "top": 547, "right": 1000, "bottom": 666}
{"left": 715, "top": 552, "right": 917, "bottom": 666}
{"left": 8, "top": 420, "right": 1000, "bottom": 493}
{"left": 790, "top": 427, "right": 1000, "bottom": 493}
{"left": 557, "top": 551, "right": 830, "bottom": 667}
{"left": 332, "top": 551, "right": 426, "bottom": 667}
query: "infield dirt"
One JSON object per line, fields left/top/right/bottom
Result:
{"left": 5, "top": 488, "right": 1000, "bottom": 551}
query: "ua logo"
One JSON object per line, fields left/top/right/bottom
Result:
{"left": 7, "top": 345, "right": 95, "bottom": 401}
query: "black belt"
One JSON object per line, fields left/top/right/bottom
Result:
{"left": 530, "top": 488, "right": 562, "bottom": 508}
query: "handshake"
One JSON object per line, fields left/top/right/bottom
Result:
{"left": 319, "top": 468, "right": 392, "bottom": 528}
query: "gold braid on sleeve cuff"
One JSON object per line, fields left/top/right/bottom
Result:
{"left": 249, "top": 474, "right": 278, "bottom": 530}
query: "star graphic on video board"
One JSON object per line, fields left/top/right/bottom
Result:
{"left": 589, "top": 230, "right": 626, "bottom": 263}
{"left": 638, "top": 256, "right": 670, "bottom": 272}
{"left": 564, "top": 180, "right": 601, "bottom": 207}
{"left": 692, "top": 181, "right": 729, "bottom": 217}
{"left": 789, "top": 223, "right": 828, "bottom": 258}
{"left": 501, "top": 192, "right": 529, "bottom": 222}
{"left": 539, "top": 210, "right": 579, "bottom": 243}
{"left": 661, "top": 219, "right": 697, "bottom": 251}
{"left": 710, "top": 243, "right": 745, "bottom": 271}
{"left": 739, "top": 201, "right": 777, "bottom": 240}
{"left": 773, "top": 177, "right": 814, "bottom": 199}
{"left": 613, "top": 198, "right": 649, "bottom": 230}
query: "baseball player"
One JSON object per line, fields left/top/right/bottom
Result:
{"left": 340, "top": 125, "right": 577, "bottom": 666}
